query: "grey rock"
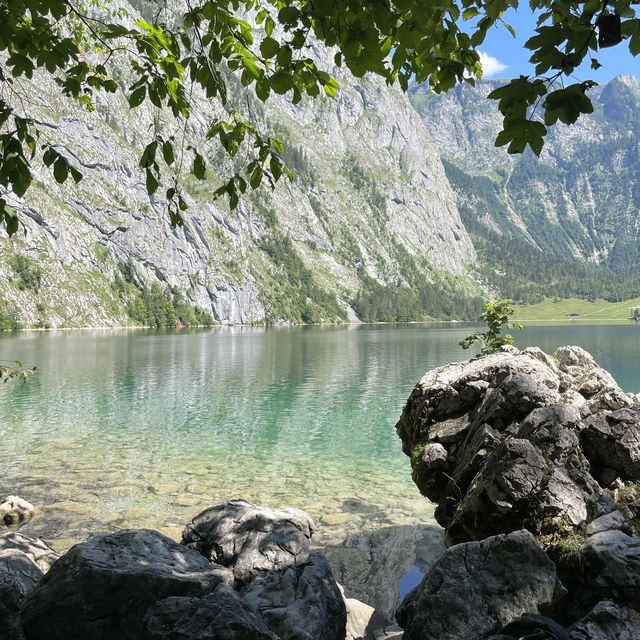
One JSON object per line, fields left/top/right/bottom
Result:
{"left": 397, "top": 348, "right": 562, "bottom": 502}
{"left": 337, "top": 584, "right": 377, "bottom": 640}
{"left": 474, "top": 371, "right": 561, "bottom": 428}
{"left": 568, "top": 600, "right": 640, "bottom": 640}
{"left": 395, "top": 530, "right": 566, "bottom": 640}
{"left": 581, "top": 408, "right": 640, "bottom": 481}
{"left": 398, "top": 346, "right": 624, "bottom": 543}
{"left": 241, "top": 551, "right": 347, "bottom": 640}
{"left": 583, "top": 530, "right": 640, "bottom": 593}
{"left": 182, "top": 500, "right": 314, "bottom": 585}
{"left": 21, "top": 529, "right": 233, "bottom": 640}
{"left": 447, "top": 438, "right": 596, "bottom": 543}
{"left": 586, "top": 510, "right": 634, "bottom": 536}
{"left": 0, "top": 533, "right": 58, "bottom": 611}
{"left": 0, "top": 601, "right": 24, "bottom": 640}
{"left": 372, "top": 626, "right": 403, "bottom": 640}
{"left": 490, "top": 615, "right": 568, "bottom": 640}
{"left": 141, "top": 585, "right": 278, "bottom": 640}
{"left": 0, "top": 497, "right": 36, "bottom": 530}
{"left": 446, "top": 439, "right": 548, "bottom": 543}
{"left": 554, "top": 347, "right": 620, "bottom": 398}
{"left": 516, "top": 405, "right": 585, "bottom": 467}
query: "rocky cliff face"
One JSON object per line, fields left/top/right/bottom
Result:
{"left": 0, "top": 10, "right": 477, "bottom": 328}
{"left": 410, "top": 76, "right": 640, "bottom": 269}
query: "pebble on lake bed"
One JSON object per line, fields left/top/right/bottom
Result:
{"left": 0, "top": 496, "right": 36, "bottom": 529}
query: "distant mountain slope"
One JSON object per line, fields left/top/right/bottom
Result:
{"left": 0, "top": 6, "right": 482, "bottom": 328}
{"left": 410, "top": 75, "right": 640, "bottom": 265}
{"left": 409, "top": 76, "right": 640, "bottom": 303}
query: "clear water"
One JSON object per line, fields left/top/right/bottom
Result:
{"left": 0, "top": 321, "right": 638, "bottom": 611}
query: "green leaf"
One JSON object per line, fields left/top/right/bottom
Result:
{"left": 250, "top": 166, "right": 263, "bottom": 189}
{"left": 129, "top": 85, "right": 146, "bottom": 108}
{"left": 140, "top": 141, "right": 158, "bottom": 168}
{"left": 53, "top": 157, "right": 68, "bottom": 184}
{"left": 162, "top": 140, "right": 175, "bottom": 166}
{"left": 256, "top": 77, "right": 271, "bottom": 102}
{"left": 278, "top": 6, "right": 300, "bottom": 25}
{"left": 544, "top": 85, "right": 594, "bottom": 126}
{"left": 270, "top": 70, "right": 293, "bottom": 94}
{"left": 260, "top": 37, "right": 280, "bottom": 58}
{"left": 495, "top": 118, "right": 547, "bottom": 156}
{"left": 42, "top": 147, "right": 57, "bottom": 167}
{"left": 270, "top": 156, "right": 283, "bottom": 181}
{"left": 146, "top": 168, "right": 159, "bottom": 195}
{"left": 193, "top": 153, "right": 206, "bottom": 179}
{"left": 69, "top": 166, "right": 83, "bottom": 183}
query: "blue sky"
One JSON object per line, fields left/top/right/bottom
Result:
{"left": 477, "top": 7, "right": 639, "bottom": 82}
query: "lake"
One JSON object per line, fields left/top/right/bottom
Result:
{"left": 1, "top": 321, "right": 639, "bottom": 616}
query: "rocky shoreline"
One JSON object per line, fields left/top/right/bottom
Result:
{"left": 2, "top": 344, "right": 640, "bottom": 638}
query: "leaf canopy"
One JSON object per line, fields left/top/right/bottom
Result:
{"left": 0, "top": 0, "right": 636, "bottom": 234}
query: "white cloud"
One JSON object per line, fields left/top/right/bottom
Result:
{"left": 478, "top": 51, "right": 508, "bottom": 78}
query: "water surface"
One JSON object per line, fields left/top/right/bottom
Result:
{"left": 1, "top": 322, "right": 638, "bottom": 612}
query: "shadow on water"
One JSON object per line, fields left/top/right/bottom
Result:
{"left": 323, "top": 522, "right": 445, "bottom": 626}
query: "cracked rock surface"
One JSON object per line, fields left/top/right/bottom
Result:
{"left": 396, "top": 345, "right": 634, "bottom": 544}
{"left": 181, "top": 499, "right": 315, "bottom": 586}
{"left": 396, "top": 530, "right": 565, "bottom": 640}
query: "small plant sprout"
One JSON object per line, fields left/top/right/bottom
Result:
{"left": 459, "top": 299, "right": 522, "bottom": 355}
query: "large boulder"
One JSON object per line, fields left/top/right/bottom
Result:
{"left": 21, "top": 529, "right": 233, "bottom": 640}
{"left": 395, "top": 530, "right": 566, "bottom": 640}
{"left": 182, "top": 500, "right": 314, "bottom": 585}
{"left": 241, "top": 551, "right": 347, "bottom": 640}
{"left": 141, "top": 585, "right": 277, "bottom": 640}
{"left": 397, "top": 346, "right": 629, "bottom": 542}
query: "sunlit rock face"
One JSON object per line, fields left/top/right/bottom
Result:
{"left": 1, "top": 3, "right": 477, "bottom": 327}
{"left": 396, "top": 344, "right": 637, "bottom": 545}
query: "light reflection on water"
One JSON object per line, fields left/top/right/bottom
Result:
{"left": 1, "top": 322, "right": 639, "bottom": 612}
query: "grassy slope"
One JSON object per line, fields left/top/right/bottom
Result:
{"left": 513, "top": 297, "right": 640, "bottom": 321}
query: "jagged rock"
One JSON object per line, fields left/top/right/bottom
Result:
{"left": 581, "top": 408, "right": 640, "bottom": 482}
{"left": 395, "top": 530, "right": 566, "bottom": 640}
{"left": 397, "top": 346, "right": 626, "bottom": 542}
{"left": 489, "top": 614, "right": 568, "bottom": 640}
{"left": 182, "top": 500, "right": 314, "bottom": 586}
{"left": 337, "top": 583, "right": 377, "bottom": 640}
{"left": 0, "top": 533, "right": 58, "bottom": 611}
{"left": 141, "top": 585, "right": 277, "bottom": 640}
{"left": 21, "top": 529, "right": 233, "bottom": 640}
{"left": 372, "top": 626, "right": 403, "bottom": 640}
{"left": 554, "top": 347, "right": 619, "bottom": 397}
{"left": 241, "top": 551, "right": 347, "bottom": 640}
{"left": 568, "top": 600, "right": 640, "bottom": 639}
{"left": 586, "top": 510, "right": 634, "bottom": 536}
{"left": 0, "top": 497, "right": 36, "bottom": 529}
{"left": 582, "top": 530, "right": 640, "bottom": 597}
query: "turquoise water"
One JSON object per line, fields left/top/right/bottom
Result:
{"left": 0, "top": 322, "right": 638, "bottom": 554}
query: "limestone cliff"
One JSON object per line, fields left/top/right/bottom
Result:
{"left": 0, "top": 13, "right": 478, "bottom": 328}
